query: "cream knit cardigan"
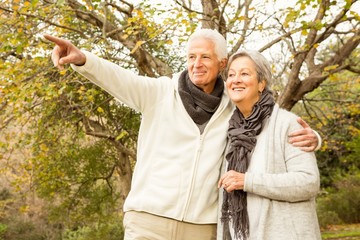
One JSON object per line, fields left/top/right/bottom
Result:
{"left": 217, "top": 104, "right": 321, "bottom": 240}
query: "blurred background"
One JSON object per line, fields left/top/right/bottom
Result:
{"left": 0, "top": 0, "right": 359, "bottom": 239}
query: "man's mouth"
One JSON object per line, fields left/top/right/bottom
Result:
{"left": 193, "top": 71, "right": 206, "bottom": 76}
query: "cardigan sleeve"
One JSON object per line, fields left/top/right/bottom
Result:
{"left": 244, "top": 109, "right": 320, "bottom": 202}
{"left": 314, "top": 130, "right": 322, "bottom": 151}
{"left": 71, "top": 51, "right": 172, "bottom": 113}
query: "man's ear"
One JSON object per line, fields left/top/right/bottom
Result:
{"left": 220, "top": 58, "right": 228, "bottom": 71}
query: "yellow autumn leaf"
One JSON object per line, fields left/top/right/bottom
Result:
{"left": 77, "top": 86, "right": 86, "bottom": 94}
{"left": 131, "top": 41, "right": 145, "bottom": 54}
{"left": 97, "top": 107, "right": 104, "bottom": 113}
{"left": 40, "top": 143, "right": 49, "bottom": 152}
{"left": 324, "top": 64, "right": 339, "bottom": 72}
{"left": 19, "top": 205, "right": 30, "bottom": 213}
{"left": 87, "top": 95, "right": 94, "bottom": 101}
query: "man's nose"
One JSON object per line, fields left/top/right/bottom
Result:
{"left": 194, "top": 57, "right": 202, "bottom": 67}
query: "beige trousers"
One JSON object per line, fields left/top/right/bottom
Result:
{"left": 123, "top": 211, "right": 216, "bottom": 240}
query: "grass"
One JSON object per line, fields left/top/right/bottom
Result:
{"left": 321, "top": 224, "right": 360, "bottom": 239}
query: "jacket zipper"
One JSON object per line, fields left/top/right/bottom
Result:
{"left": 180, "top": 134, "right": 204, "bottom": 220}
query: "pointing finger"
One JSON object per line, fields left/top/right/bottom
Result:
{"left": 43, "top": 34, "right": 69, "bottom": 47}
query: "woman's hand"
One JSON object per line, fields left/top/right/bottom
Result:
{"left": 218, "top": 170, "right": 245, "bottom": 193}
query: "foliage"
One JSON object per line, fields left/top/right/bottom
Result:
{"left": 0, "top": 217, "right": 56, "bottom": 240}
{"left": 317, "top": 173, "right": 360, "bottom": 228}
{"left": 321, "top": 224, "right": 360, "bottom": 239}
{"left": 63, "top": 222, "right": 124, "bottom": 240}
{"left": 0, "top": 189, "right": 11, "bottom": 201}
{"left": 0, "top": 189, "right": 12, "bottom": 221}
{"left": 0, "top": 186, "right": 62, "bottom": 240}
{"left": 0, "top": 223, "right": 7, "bottom": 240}
{"left": 34, "top": 140, "right": 124, "bottom": 224}
{"left": 292, "top": 46, "right": 360, "bottom": 187}
{"left": 317, "top": 210, "right": 343, "bottom": 229}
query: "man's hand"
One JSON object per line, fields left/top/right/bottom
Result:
{"left": 44, "top": 34, "right": 86, "bottom": 70}
{"left": 288, "top": 117, "right": 319, "bottom": 152}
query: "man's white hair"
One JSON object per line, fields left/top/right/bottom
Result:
{"left": 186, "top": 28, "right": 228, "bottom": 60}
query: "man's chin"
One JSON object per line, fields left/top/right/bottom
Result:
{"left": 190, "top": 76, "right": 206, "bottom": 83}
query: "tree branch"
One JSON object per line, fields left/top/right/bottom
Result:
{"left": 66, "top": 0, "right": 172, "bottom": 77}
{"left": 0, "top": 6, "right": 87, "bottom": 37}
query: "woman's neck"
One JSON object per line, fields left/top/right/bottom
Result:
{"left": 237, "top": 105, "right": 253, "bottom": 118}
{"left": 236, "top": 96, "right": 260, "bottom": 118}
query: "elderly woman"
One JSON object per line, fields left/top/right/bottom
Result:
{"left": 217, "top": 50, "right": 321, "bottom": 240}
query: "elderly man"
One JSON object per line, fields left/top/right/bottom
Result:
{"left": 44, "top": 29, "right": 319, "bottom": 240}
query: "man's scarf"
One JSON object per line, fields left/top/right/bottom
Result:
{"left": 221, "top": 89, "right": 275, "bottom": 239}
{"left": 178, "top": 70, "right": 224, "bottom": 125}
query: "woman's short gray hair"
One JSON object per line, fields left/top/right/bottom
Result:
{"left": 186, "top": 28, "right": 228, "bottom": 60}
{"left": 227, "top": 50, "right": 272, "bottom": 90}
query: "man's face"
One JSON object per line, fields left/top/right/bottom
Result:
{"left": 187, "top": 38, "right": 226, "bottom": 94}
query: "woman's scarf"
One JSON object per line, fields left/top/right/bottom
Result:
{"left": 221, "top": 89, "right": 275, "bottom": 240}
{"left": 178, "top": 70, "right": 224, "bottom": 126}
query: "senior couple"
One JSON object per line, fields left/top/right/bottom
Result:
{"left": 45, "top": 28, "right": 321, "bottom": 240}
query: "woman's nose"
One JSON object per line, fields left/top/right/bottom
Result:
{"left": 232, "top": 75, "right": 241, "bottom": 83}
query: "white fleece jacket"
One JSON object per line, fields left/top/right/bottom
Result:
{"left": 217, "top": 105, "right": 321, "bottom": 239}
{"left": 72, "top": 51, "right": 235, "bottom": 224}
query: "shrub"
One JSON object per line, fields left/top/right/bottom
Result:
{"left": 317, "top": 173, "right": 360, "bottom": 228}
{"left": 0, "top": 223, "right": 8, "bottom": 240}
{"left": 0, "top": 189, "right": 11, "bottom": 201}
{"left": 2, "top": 219, "right": 46, "bottom": 240}
{"left": 317, "top": 207, "right": 343, "bottom": 229}
{"left": 63, "top": 222, "right": 124, "bottom": 240}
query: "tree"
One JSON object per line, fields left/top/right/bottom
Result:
{"left": 293, "top": 46, "right": 360, "bottom": 186}
{"left": 0, "top": 0, "right": 359, "bottom": 235}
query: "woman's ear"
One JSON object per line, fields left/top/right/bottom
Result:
{"left": 259, "top": 80, "right": 266, "bottom": 93}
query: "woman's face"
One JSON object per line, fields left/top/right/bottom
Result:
{"left": 226, "top": 56, "right": 266, "bottom": 116}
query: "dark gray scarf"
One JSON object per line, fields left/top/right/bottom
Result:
{"left": 178, "top": 70, "right": 224, "bottom": 126}
{"left": 221, "top": 89, "right": 275, "bottom": 240}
